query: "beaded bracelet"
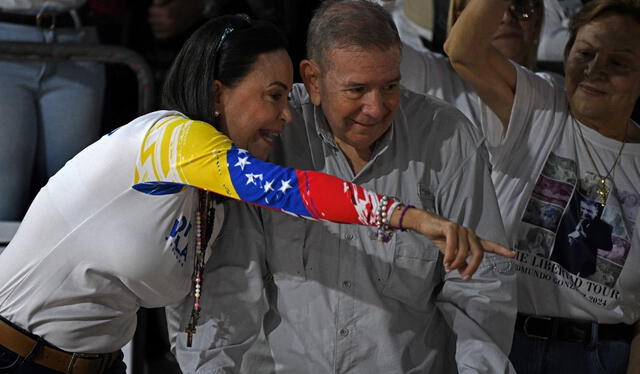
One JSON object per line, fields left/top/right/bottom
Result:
{"left": 375, "top": 195, "right": 401, "bottom": 242}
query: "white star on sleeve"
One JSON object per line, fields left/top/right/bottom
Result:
{"left": 264, "top": 180, "right": 274, "bottom": 192}
{"left": 278, "top": 179, "right": 292, "bottom": 193}
{"left": 234, "top": 156, "right": 251, "bottom": 171}
{"left": 245, "top": 173, "right": 257, "bottom": 185}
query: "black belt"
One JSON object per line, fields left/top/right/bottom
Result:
{"left": 515, "top": 313, "right": 633, "bottom": 343}
{"left": 0, "top": 8, "right": 91, "bottom": 29}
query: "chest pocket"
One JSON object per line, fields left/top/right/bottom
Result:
{"left": 379, "top": 231, "right": 442, "bottom": 312}
{"left": 263, "top": 210, "right": 306, "bottom": 281}
{"left": 376, "top": 181, "right": 442, "bottom": 311}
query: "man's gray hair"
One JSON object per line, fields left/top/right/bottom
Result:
{"left": 306, "top": 0, "right": 401, "bottom": 67}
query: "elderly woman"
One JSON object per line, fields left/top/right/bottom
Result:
{"left": 0, "top": 14, "right": 510, "bottom": 374}
{"left": 446, "top": 0, "right": 640, "bottom": 373}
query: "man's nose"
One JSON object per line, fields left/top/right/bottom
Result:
{"left": 361, "top": 90, "right": 386, "bottom": 119}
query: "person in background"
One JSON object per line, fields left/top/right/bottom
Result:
{"left": 170, "top": 1, "right": 517, "bottom": 373}
{"left": 446, "top": 0, "right": 640, "bottom": 372}
{"left": 0, "top": 0, "right": 105, "bottom": 221}
{"left": 0, "top": 14, "right": 509, "bottom": 374}
{"left": 399, "top": 0, "right": 551, "bottom": 151}
{"left": 537, "top": 0, "right": 586, "bottom": 70}
{"left": 369, "top": 0, "right": 452, "bottom": 54}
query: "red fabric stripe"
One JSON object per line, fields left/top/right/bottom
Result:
{"left": 296, "top": 169, "right": 375, "bottom": 225}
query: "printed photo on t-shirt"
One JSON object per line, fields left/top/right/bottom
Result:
{"left": 539, "top": 152, "right": 578, "bottom": 185}
{"left": 514, "top": 152, "right": 637, "bottom": 306}
{"left": 516, "top": 226, "right": 555, "bottom": 258}
{"left": 550, "top": 193, "right": 613, "bottom": 278}
{"left": 522, "top": 198, "right": 564, "bottom": 231}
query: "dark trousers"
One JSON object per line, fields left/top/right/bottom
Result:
{"left": 509, "top": 329, "right": 630, "bottom": 374}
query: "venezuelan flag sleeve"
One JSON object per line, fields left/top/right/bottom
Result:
{"left": 133, "top": 116, "right": 397, "bottom": 226}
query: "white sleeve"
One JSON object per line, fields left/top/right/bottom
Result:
{"left": 432, "top": 109, "right": 517, "bottom": 373}
{"left": 490, "top": 63, "right": 567, "bottom": 172}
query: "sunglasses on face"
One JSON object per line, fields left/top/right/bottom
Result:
{"left": 509, "top": 0, "right": 537, "bottom": 20}
{"left": 455, "top": 0, "right": 537, "bottom": 21}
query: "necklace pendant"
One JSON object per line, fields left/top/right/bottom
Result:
{"left": 596, "top": 178, "right": 609, "bottom": 205}
{"left": 186, "top": 328, "right": 195, "bottom": 347}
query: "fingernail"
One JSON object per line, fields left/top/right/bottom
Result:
{"left": 462, "top": 274, "right": 470, "bottom": 281}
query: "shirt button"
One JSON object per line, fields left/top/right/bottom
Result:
{"left": 339, "top": 328, "right": 349, "bottom": 337}
{"left": 345, "top": 233, "right": 354, "bottom": 240}
{"left": 342, "top": 281, "right": 351, "bottom": 289}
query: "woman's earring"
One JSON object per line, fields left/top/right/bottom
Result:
{"left": 214, "top": 110, "right": 220, "bottom": 118}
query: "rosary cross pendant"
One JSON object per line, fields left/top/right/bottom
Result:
{"left": 186, "top": 327, "right": 196, "bottom": 347}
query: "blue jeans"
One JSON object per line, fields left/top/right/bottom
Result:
{"left": 509, "top": 329, "right": 630, "bottom": 374}
{"left": 0, "top": 21, "right": 105, "bottom": 220}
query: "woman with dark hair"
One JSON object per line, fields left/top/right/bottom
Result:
{"left": 0, "top": 15, "right": 511, "bottom": 374}
{"left": 447, "top": 0, "right": 640, "bottom": 372}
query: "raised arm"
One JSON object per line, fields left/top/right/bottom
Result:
{"left": 444, "top": 0, "right": 517, "bottom": 129}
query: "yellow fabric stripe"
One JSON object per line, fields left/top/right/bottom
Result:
{"left": 136, "top": 115, "right": 239, "bottom": 199}
{"left": 135, "top": 117, "right": 175, "bottom": 184}
{"left": 174, "top": 119, "right": 239, "bottom": 199}
{"left": 160, "top": 117, "right": 185, "bottom": 178}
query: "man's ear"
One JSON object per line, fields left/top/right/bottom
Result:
{"left": 300, "top": 59, "right": 322, "bottom": 106}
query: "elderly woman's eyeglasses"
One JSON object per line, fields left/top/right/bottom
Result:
{"left": 455, "top": 0, "right": 537, "bottom": 21}
{"left": 509, "top": 0, "right": 537, "bottom": 20}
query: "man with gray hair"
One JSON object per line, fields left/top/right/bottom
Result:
{"left": 169, "top": 1, "right": 516, "bottom": 372}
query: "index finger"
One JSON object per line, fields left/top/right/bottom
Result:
{"left": 480, "top": 239, "right": 515, "bottom": 258}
